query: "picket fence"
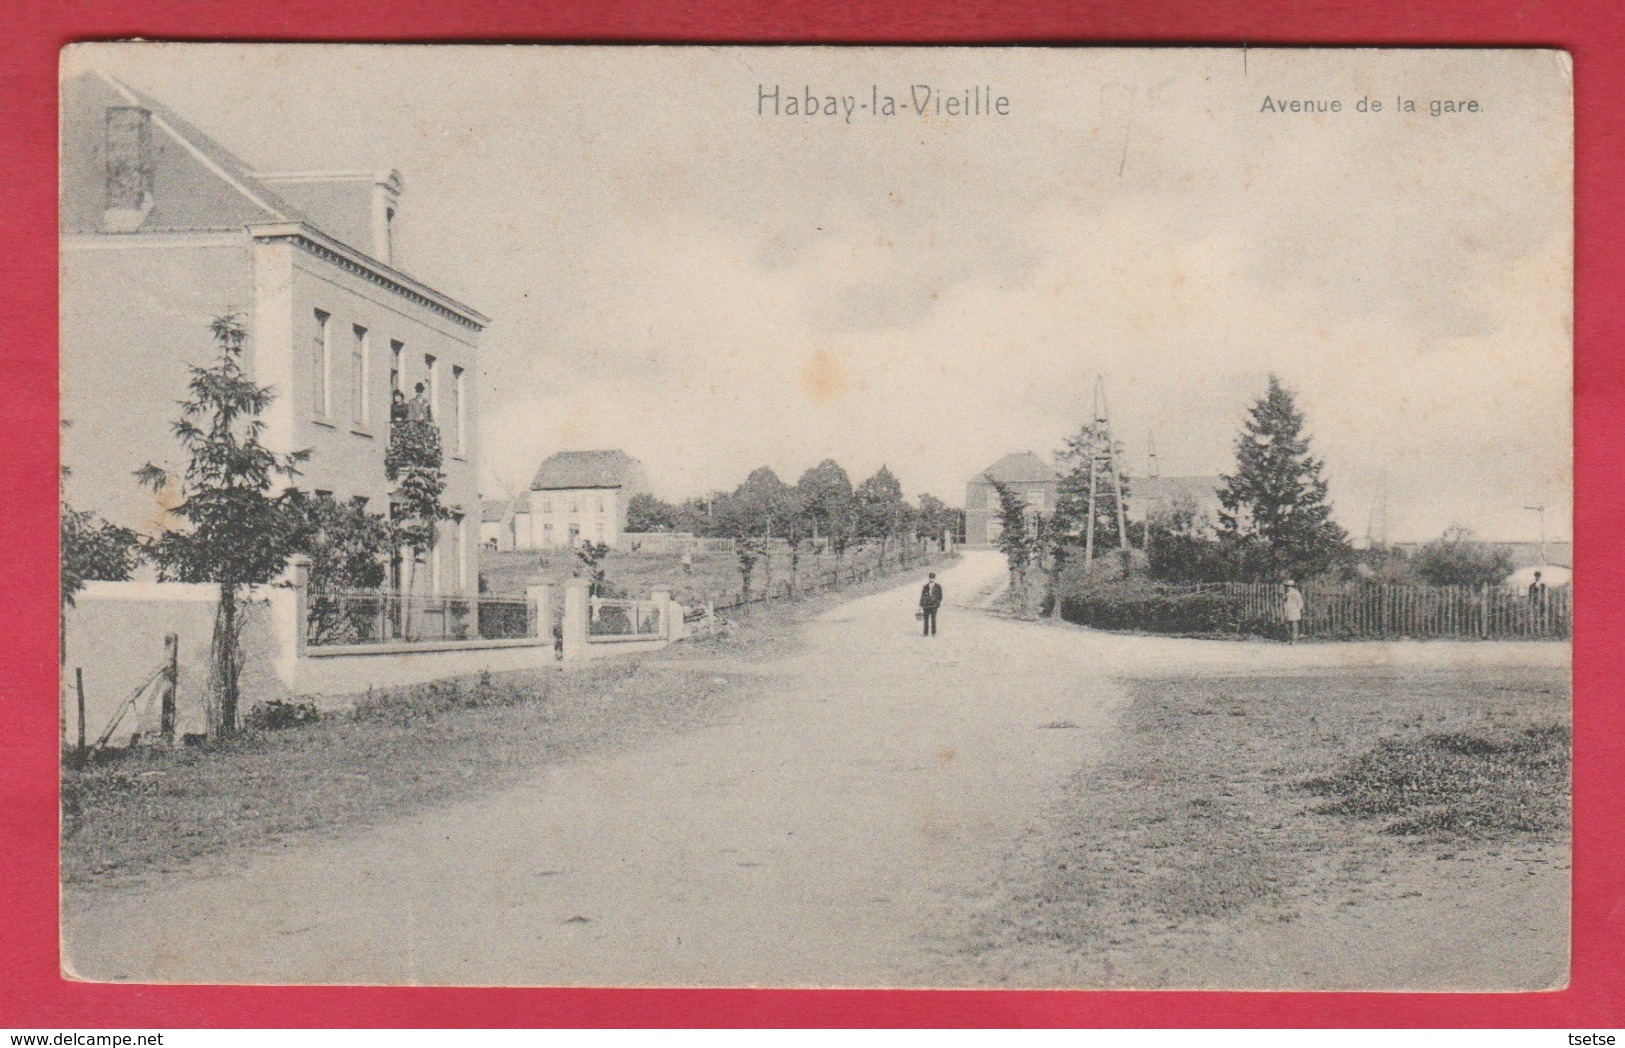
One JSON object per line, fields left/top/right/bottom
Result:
{"left": 1188, "top": 581, "right": 1571, "bottom": 640}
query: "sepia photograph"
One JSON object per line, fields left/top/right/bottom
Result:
{"left": 57, "top": 44, "right": 1572, "bottom": 989}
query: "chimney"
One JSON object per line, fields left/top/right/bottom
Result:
{"left": 372, "top": 170, "right": 404, "bottom": 267}
{"left": 103, "top": 106, "right": 154, "bottom": 232}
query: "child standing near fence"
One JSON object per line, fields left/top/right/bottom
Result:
{"left": 1283, "top": 580, "right": 1304, "bottom": 645}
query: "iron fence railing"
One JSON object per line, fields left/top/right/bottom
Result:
{"left": 306, "top": 591, "right": 536, "bottom": 647}
{"left": 588, "top": 598, "right": 664, "bottom": 640}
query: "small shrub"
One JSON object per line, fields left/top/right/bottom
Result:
{"left": 1057, "top": 577, "right": 1253, "bottom": 636}
{"left": 245, "top": 698, "right": 320, "bottom": 731}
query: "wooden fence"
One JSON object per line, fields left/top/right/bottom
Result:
{"left": 709, "top": 541, "right": 943, "bottom": 615}
{"left": 1189, "top": 581, "right": 1571, "bottom": 640}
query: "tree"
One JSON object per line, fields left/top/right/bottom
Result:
{"left": 915, "top": 493, "right": 958, "bottom": 549}
{"left": 288, "top": 494, "right": 396, "bottom": 645}
{"left": 626, "top": 492, "right": 680, "bottom": 533}
{"left": 573, "top": 539, "right": 613, "bottom": 596}
{"left": 778, "top": 486, "right": 813, "bottom": 596}
{"left": 797, "top": 459, "right": 852, "bottom": 541}
{"left": 714, "top": 466, "right": 794, "bottom": 599}
{"left": 1217, "top": 375, "right": 1351, "bottom": 581}
{"left": 386, "top": 408, "right": 452, "bottom": 596}
{"left": 1053, "top": 423, "right": 1132, "bottom": 557}
{"left": 136, "top": 316, "right": 309, "bottom": 738}
{"left": 1412, "top": 526, "right": 1515, "bottom": 588}
{"left": 60, "top": 505, "right": 140, "bottom": 608}
{"left": 990, "top": 478, "right": 1035, "bottom": 593}
{"left": 1145, "top": 494, "right": 1230, "bottom": 583}
{"left": 854, "top": 465, "right": 909, "bottom": 571}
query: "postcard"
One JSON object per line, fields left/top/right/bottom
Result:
{"left": 58, "top": 44, "right": 1572, "bottom": 989}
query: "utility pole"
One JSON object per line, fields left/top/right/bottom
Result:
{"left": 1523, "top": 503, "right": 1547, "bottom": 564}
{"left": 1082, "top": 376, "right": 1131, "bottom": 572}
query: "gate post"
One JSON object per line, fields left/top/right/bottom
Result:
{"left": 562, "top": 578, "right": 590, "bottom": 662}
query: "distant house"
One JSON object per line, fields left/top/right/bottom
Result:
{"left": 510, "top": 450, "right": 651, "bottom": 549}
{"left": 479, "top": 498, "right": 513, "bottom": 551}
{"left": 964, "top": 452, "right": 1060, "bottom": 547}
{"left": 1128, "top": 475, "right": 1224, "bottom": 527}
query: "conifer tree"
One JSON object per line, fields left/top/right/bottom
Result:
{"left": 1217, "top": 375, "right": 1350, "bottom": 580}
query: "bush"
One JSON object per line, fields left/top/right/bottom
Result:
{"left": 244, "top": 699, "right": 320, "bottom": 731}
{"left": 1055, "top": 568, "right": 1265, "bottom": 636}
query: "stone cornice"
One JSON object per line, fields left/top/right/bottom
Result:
{"left": 247, "top": 221, "right": 488, "bottom": 332}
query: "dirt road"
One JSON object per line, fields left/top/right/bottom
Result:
{"left": 65, "top": 551, "right": 1118, "bottom": 985}
{"left": 63, "top": 551, "right": 1568, "bottom": 987}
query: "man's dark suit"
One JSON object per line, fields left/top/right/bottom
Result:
{"left": 919, "top": 580, "right": 943, "bottom": 636}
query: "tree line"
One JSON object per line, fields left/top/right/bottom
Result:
{"left": 622, "top": 461, "right": 963, "bottom": 599}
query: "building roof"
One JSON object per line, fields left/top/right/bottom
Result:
{"left": 62, "top": 70, "right": 309, "bottom": 234}
{"left": 479, "top": 499, "right": 510, "bottom": 523}
{"left": 970, "top": 452, "right": 1060, "bottom": 486}
{"left": 529, "top": 450, "right": 643, "bottom": 491}
{"left": 1134, "top": 475, "right": 1222, "bottom": 505}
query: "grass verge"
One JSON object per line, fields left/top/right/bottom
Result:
{"left": 964, "top": 663, "right": 1570, "bottom": 974}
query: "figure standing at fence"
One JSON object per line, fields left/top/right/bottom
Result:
{"left": 919, "top": 572, "right": 943, "bottom": 637}
{"left": 1527, "top": 571, "right": 1548, "bottom": 631}
{"left": 1283, "top": 580, "right": 1304, "bottom": 645}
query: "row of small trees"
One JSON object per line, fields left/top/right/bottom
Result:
{"left": 626, "top": 461, "right": 962, "bottom": 599}
{"left": 61, "top": 316, "right": 452, "bottom": 738}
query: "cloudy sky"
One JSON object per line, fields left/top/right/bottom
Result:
{"left": 68, "top": 45, "right": 1572, "bottom": 542}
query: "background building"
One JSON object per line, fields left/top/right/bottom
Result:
{"left": 510, "top": 450, "right": 651, "bottom": 549}
{"left": 963, "top": 452, "right": 1060, "bottom": 547}
{"left": 60, "top": 69, "right": 488, "bottom": 595}
{"left": 1127, "top": 475, "right": 1224, "bottom": 527}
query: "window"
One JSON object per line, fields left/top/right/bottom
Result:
{"left": 569, "top": 498, "right": 580, "bottom": 514}
{"left": 541, "top": 497, "right": 552, "bottom": 513}
{"left": 390, "top": 340, "right": 404, "bottom": 394}
{"left": 430, "top": 523, "right": 442, "bottom": 594}
{"left": 456, "top": 517, "right": 468, "bottom": 593}
{"left": 351, "top": 324, "right": 369, "bottom": 424}
{"left": 596, "top": 496, "right": 605, "bottom": 514}
{"left": 424, "top": 354, "right": 438, "bottom": 421}
{"left": 312, "top": 310, "right": 331, "bottom": 416}
{"left": 451, "top": 365, "right": 465, "bottom": 454}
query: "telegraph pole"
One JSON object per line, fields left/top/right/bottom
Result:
{"left": 1082, "top": 376, "right": 1131, "bottom": 571}
{"left": 1524, "top": 503, "right": 1547, "bottom": 565}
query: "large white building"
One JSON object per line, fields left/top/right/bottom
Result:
{"left": 509, "top": 450, "right": 651, "bottom": 550}
{"left": 60, "top": 69, "right": 488, "bottom": 595}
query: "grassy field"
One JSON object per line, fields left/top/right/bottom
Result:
{"left": 61, "top": 555, "right": 947, "bottom": 893}
{"left": 960, "top": 660, "right": 1571, "bottom": 988}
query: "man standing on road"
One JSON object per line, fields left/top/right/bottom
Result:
{"left": 1283, "top": 579, "right": 1304, "bottom": 645}
{"left": 920, "top": 572, "right": 943, "bottom": 637}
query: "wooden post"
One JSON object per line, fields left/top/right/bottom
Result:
{"left": 75, "top": 668, "right": 87, "bottom": 757}
{"left": 160, "top": 633, "right": 178, "bottom": 745}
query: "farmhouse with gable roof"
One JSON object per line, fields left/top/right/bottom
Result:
{"left": 509, "top": 450, "right": 652, "bottom": 549}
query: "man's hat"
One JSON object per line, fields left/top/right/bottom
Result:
{"left": 1285, "top": 579, "right": 1297, "bottom": 587}
{"left": 928, "top": 572, "right": 937, "bottom": 578}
